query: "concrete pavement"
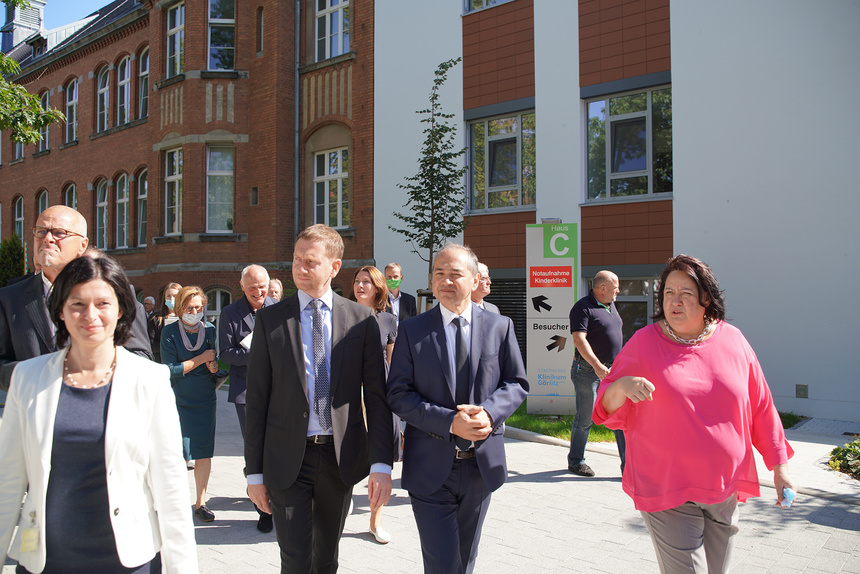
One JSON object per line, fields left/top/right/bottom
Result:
{"left": 3, "top": 391, "right": 860, "bottom": 572}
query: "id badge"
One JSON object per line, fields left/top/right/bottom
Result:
{"left": 20, "top": 527, "right": 38, "bottom": 552}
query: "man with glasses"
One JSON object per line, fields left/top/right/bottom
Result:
{"left": 0, "top": 206, "right": 153, "bottom": 392}
{"left": 471, "top": 262, "right": 500, "bottom": 314}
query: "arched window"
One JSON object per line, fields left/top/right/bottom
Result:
{"left": 37, "top": 190, "right": 49, "bottom": 214}
{"left": 116, "top": 174, "right": 128, "bottom": 248}
{"left": 117, "top": 57, "right": 131, "bottom": 126}
{"left": 14, "top": 197, "right": 24, "bottom": 243}
{"left": 64, "top": 184, "right": 77, "bottom": 209}
{"left": 137, "top": 170, "right": 148, "bottom": 246}
{"left": 65, "top": 79, "right": 78, "bottom": 142}
{"left": 138, "top": 49, "right": 149, "bottom": 118}
{"left": 205, "top": 288, "right": 232, "bottom": 350}
{"left": 38, "top": 92, "right": 49, "bottom": 151}
{"left": 96, "top": 180, "right": 108, "bottom": 248}
{"left": 97, "top": 67, "right": 110, "bottom": 132}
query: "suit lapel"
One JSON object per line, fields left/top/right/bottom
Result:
{"left": 469, "top": 304, "right": 481, "bottom": 403}
{"left": 104, "top": 347, "right": 130, "bottom": 469}
{"left": 240, "top": 297, "right": 256, "bottom": 334}
{"left": 329, "top": 294, "right": 347, "bottom": 396}
{"left": 430, "top": 306, "right": 456, "bottom": 400}
{"left": 285, "top": 295, "right": 308, "bottom": 402}
{"left": 24, "top": 275, "right": 55, "bottom": 351}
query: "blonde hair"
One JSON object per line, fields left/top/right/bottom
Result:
{"left": 297, "top": 224, "right": 344, "bottom": 259}
{"left": 174, "top": 285, "right": 208, "bottom": 316}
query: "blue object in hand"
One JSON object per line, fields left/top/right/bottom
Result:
{"left": 780, "top": 487, "right": 796, "bottom": 508}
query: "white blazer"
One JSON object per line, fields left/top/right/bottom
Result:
{"left": 0, "top": 346, "right": 199, "bottom": 573}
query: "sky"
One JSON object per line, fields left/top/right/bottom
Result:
{"left": 43, "top": 0, "right": 112, "bottom": 30}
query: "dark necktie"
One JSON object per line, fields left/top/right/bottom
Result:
{"left": 310, "top": 299, "right": 331, "bottom": 431}
{"left": 453, "top": 317, "right": 471, "bottom": 450}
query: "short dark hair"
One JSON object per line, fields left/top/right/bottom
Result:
{"left": 653, "top": 254, "right": 726, "bottom": 323}
{"left": 49, "top": 254, "right": 137, "bottom": 348}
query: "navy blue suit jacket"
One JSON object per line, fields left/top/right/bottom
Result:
{"left": 219, "top": 295, "right": 276, "bottom": 403}
{"left": 387, "top": 303, "right": 528, "bottom": 496}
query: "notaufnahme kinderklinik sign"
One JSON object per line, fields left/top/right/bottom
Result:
{"left": 525, "top": 224, "right": 577, "bottom": 415}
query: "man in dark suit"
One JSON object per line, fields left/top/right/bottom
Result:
{"left": 471, "top": 262, "right": 500, "bottom": 314}
{"left": 0, "top": 206, "right": 152, "bottom": 391}
{"left": 219, "top": 264, "right": 276, "bottom": 533}
{"left": 387, "top": 243, "right": 528, "bottom": 574}
{"left": 384, "top": 262, "right": 418, "bottom": 325}
{"left": 245, "top": 224, "right": 393, "bottom": 573}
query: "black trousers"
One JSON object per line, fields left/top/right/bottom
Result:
{"left": 268, "top": 442, "right": 352, "bottom": 574}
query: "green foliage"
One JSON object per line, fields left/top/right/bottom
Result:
{"left": 506, "top": 401, "right": 617, "bottom": 442}
{"left": 829, "top": 437, "right": 860, "bottom": 480}
{"left": 0, "top": 0, "right": 66, "bottom": 144}
{"left": 389, "top": 58, "right": 469, "bottom": 285}
{"left": 0, "top": 235, "right": 26, "bottom": 287}
{"left": 779, "top": 411, "right": 802, "bottom": 429}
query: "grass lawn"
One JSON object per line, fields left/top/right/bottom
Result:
{"left": 508, "top": 399, "right": 804, "bottom": 442}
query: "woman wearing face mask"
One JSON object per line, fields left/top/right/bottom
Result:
{"left": 160, "top": 285, "right": 219, "bottom": 522}
{"left": 149, "top": 282, "right": 182, "bottom": 363}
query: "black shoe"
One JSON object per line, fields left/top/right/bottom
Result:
{"left": 256, "top": 513, "right": 273, "bottom": 533}
{"left": 194, "top": 505, "right": 215, "bottom": 522}
{"left": 568, "top": 463, "right": 596, "bottom": 477}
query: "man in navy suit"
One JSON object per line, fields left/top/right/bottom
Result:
{"left": 387, "top": 243, "right": 528, "bottom": 574}
{"left": 384, "top": 262, "right": 418, "bottom": 325}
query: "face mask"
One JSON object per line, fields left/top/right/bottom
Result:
{"left": 386, "top": 278, "right": 402, "bottom": 291}
{"left": 183, "top": 312, "right": 204, "bottom": 325}
{"left": 165, "top": 300, "right": 174, "bottom": 311}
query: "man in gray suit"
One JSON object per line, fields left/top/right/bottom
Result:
{"left": 0, "top": 206, "right": 152, "bottom": 392}
{"left": 471, "top": 262, "right": 499, "bottom": 314}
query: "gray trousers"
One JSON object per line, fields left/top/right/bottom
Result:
{"left": 640, "top": 496, "right": 740, "bottom": 574}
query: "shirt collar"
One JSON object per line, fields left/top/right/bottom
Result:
{"left": 389, "top": 291, "right": 401, "bottom": 302}
{"left": 298, "top": 288, "right": 334, "bottom": 311}
{"left": 439, "top": 301, "right": 473, "bottom": 327}
{"left": 40, "top": 272, "right": 52, "bottom": 297}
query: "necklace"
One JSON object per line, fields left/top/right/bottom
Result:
{"left": 64, "top": 354, "right": 117, "bottom": 389}
{"left": 664, "top": 320, "right": 713, "bottom": 345}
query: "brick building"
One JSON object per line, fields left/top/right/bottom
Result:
{"left": 0, "top": 0, "right": 375, "bottom": 330}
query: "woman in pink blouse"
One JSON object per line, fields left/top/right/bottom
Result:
{"left": 594, "top": 255, "right": 794, "bottom": 574}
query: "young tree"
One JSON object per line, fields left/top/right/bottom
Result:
{"left": 389, "top": 58, "right": 468, "bottom": 286}
{"left": 1, "top": 0, "right": 65, "bottom": 144}
{"left": 0, "top": 235, "right": 25, "bottom": 288}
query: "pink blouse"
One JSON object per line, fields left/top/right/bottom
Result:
{"left": 593, "top": 321, "right": 793, "bottom": 513}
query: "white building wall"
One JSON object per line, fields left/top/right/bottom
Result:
{"left": 672, "top": 0, "right": 860, "bottom": 421}
{"left": 373, "top": 2, "right": 463, "bottom": 298}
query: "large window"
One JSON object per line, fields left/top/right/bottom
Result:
{"left": 64, "top": 184, "right": 77, "bottom": 209}
{"left": 14, "top": 197, "right": 24, "bottom": 242}
{"left": 117, "top": 57, "right": 131, "bottom": 126}
{"left": 207, "top": 146, "right": 234, "bottom": 232}
{"left": 137, "top": 171, "right": 147, "bottom": 246}
{"left": 167, "top": 3, "right": 185, "bottom": 78}
{"left": 96, "top": 180, "right": 108, "bottom": 248}
{"left": 208, "top": 0, "right": 235, "bottom": 70}
{"left": 97, "top": 67, "right": 110, "bottom": 132}
{"left": 116, "top": 174, "right": 129, "bottom": 248}
{"left": 463, "top": 0, "right": 514, "bottom": 12}
{"left": 138, "top": 49, "right": 149, "bottom": 118}
{"left": 586, "top": 86, "right": 672, "bottom": 200}
{"left": 587, "top": 276, "right": 658, "bottom": 344}
{"left": 165, "top": 149, "right": 183, "bottom": 235}
{"left": 65, "top": 79, "right": 78, "bottom": 142}
{"left": 469, "top": 111, "right": 536, "bottom": 211}
{"left": 37, "top": 190, "right": 48, "bottom": 214}
{"left": 315, "top": 0, "right": 349, "bottom": 62}
{"left": 314, "top": 148, "right": 349, "bottom": 228}
{"left": 38, "top": 92, "right": 49, "bottom": 151}
{"left": 205, "top": 288, "right": 232, "bottom": 350}
{"left": 14, "top": 140, "right": 24, "bottom": 160}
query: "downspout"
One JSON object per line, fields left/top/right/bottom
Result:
{"left": 293, "top": 0, "right": 301, "bottom": 241}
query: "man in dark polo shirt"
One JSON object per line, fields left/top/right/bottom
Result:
{"left": 567, "top": 270, "right": 626, "bottom": 477}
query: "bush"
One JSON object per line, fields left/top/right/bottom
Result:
{"left": 829, "top": 437, "right": 860, "bottom": 480}
{"left": 0, "top": 235, "right": 25, "bottom": 288}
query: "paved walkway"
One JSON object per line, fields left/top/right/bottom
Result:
{"left": 3, "top": 392, "right": 860, "bottom": 573}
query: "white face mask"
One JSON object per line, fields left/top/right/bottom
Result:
{"left": 182, "top": 311, "right": 204, "bottom": 325}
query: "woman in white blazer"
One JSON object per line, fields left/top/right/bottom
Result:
{"left": 0, "top": 255, "right": 198, "bottom": 573}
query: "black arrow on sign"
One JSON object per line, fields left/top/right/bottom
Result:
{"left": 547, "top": 335, "right": 566, "bottom": 352}
{"left": 532, "top": 295, "right": 552, "bottom": 313}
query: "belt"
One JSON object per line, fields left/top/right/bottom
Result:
{"left": 455, "top": 448, "right": 476, "bottom": 460}
{"left": 307, "top": 435, "right": 333, "bottom": 444}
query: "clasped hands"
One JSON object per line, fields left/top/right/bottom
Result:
{"left": 452, "top": 404, "right": 494, "bottom": 442}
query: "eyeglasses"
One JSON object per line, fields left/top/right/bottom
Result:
{"left": 183, "top": 305, "right": 204, "bottom": 313}
{"left": 32, "top": 227, "right": 85, "bottom": 240}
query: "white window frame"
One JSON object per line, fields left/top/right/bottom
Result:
{"left": 97, "top": 67, "right": 110, "bottom": 132}
{"left": 38, "top": 92, "right": 49, "bottom": 151}
{"left": 117, "top": 57, "right": 131, "bottom": 126}
{"left": 96, "top": 180, "right": 108, "bottom": 248}
{"left": 137, "top": 170, "right": 147, "bottom": 246}
{"left": 14, "top": 197, "right": 24, "bottom": 242}
{"left": 585, "top": 85, "right": 673, "bottom": 202}
{"left": 468, "top": 110, "right": 536, "bottom": 213}
{"left": 116, "top": 174, "right": 129, "bottom": 248}
{"left": 315, "top": 0, "right": 350, "bottom": 62}
{"left": 205, "top": 288, "right": 232, "bottom": 350}
{"left": 64, "top": 184, "right": 77, "bottom": 209}
{"left": 14, "top": 140, "right": 24, "bottom": 160}
{"left": 65, "top": 79, "right": 78, "bottom": 142}
{"left": 206, "top": 146, "right": 234, "bottom": 233}
{"left": 313, "top": 147, "right": 349, "bottom": 228}
{"left": 208, "top": 0, "right": 235, "bottom": 71}
{"left": 37, "top": 190, "right": 49, "bottom": 214}
{"left": 165, "top": 148, "right": 183, "bottom": 235}
{"left": 167, "top": 3, "right": 185, "bottom": 78}
{"left": 463, "top": 0, "right": 514, "bottom": 13}
{"left": 138, "top": 49, "right": 149, "bottom": 118}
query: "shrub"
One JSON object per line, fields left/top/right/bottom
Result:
{"left": 828, "top": 437, "right": 860, "bottom": 480}
{"left": 0, "top": 235, "right": 25, "bottom": 288}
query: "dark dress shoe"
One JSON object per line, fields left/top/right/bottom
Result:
{"left": 257, "top": 513, "right": 274, "bottom": 533}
